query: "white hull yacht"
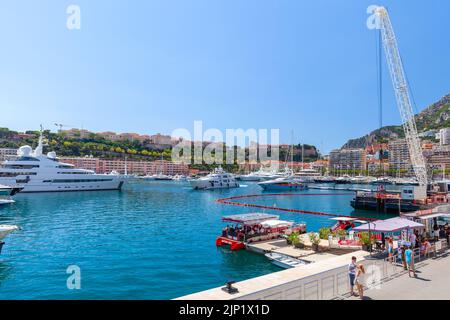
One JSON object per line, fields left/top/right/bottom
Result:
{"left": 190, "top": 167, "right": 239, "bottom": 190}
{"left": 0, "top": 224, "right": 20, "bottom": 254}
{"left": 258, "top": 176, "right": 308, "bottom": 191}
{"left": 0, "top": 184, "right": 22, "bottom": 205}
{"left": 0, "top": 129, "right": 125, "bottom": 193}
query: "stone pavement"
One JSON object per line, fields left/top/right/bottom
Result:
{"left": 348, "top": 253, "right": 450, "bottom": 300}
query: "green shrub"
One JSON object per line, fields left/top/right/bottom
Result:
{"left": 309, "top": 232, "right": 320, "bottom": 245}
{"left": 319, "top": 227, "right": 331, "bottom": 240}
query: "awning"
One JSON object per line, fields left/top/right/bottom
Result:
{"left": 353, "top": 217, "right": 425, "bottom": 233}
{"left": 329, "top": 217, "right": 357, "bottom": 222}
{"left": 222, "top": 213, "right": 279, "bottom": 225}
{"left": 261, "top": 219, "right": 294, "bottom": 228}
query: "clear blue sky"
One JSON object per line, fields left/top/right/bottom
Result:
{"left": 0, "top": 0, "right": 449, "bottom": 153}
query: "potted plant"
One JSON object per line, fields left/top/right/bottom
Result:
{"left": 292, "top": 235, "right": 305, "bottom": 249}
{"left": 359, "top": 232, "right": 373, "bottom": 252}
{"left": 319, "top": 227, "right": 331, "bottom": 240}
{"left": 286, "top": 232, "right": 298, "bottom": 245}
{"left": 333, "top": 228, "right": 347, "bottom": 240}
{"left": 309, "top": 232, "right": 320, "bottom": 251}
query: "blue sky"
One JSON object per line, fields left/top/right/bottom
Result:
{"left": 0, "top": 0, "right": 448, "bottom": 153}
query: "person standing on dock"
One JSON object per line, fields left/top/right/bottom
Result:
{"left": 387, "top": 238, "right": 394, "bottom": 263}
{"left": 348, "top": 256, "right": 358, "bottom": 296}
{"left": 355, "top": 264, "right": 366, "bottom": 300}
{"left": 410, "top": 231, "right": 417, "bottom": 249}
{"left": 405, "top": 246, "right": 416, "bottom": 278}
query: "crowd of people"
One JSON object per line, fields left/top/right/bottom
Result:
{"left": 221, "top": 224, "right": 269, "bottom": 241}
{"left": 350, "top": 221, "right": 449, "bottom": 299}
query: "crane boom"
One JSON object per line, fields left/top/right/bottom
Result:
{"left": 374, "top": 7, "right": 428, "bottom": 186}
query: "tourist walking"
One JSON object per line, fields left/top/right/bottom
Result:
{"left": 398, "top": 245, "right": 407, "bottom": 270}
{"left": 405, "top": 246, "right": 416, "bottom": 278}
{"left": 387, "top": 238, "right": 394, "bottom": 262}
{"left": 433, "top": 220, "right": 440, "bottom": 241}
{"left": 410, "top": 231, "right": 417, "bottom": 249}
{"left": 348, "top": 256, "right": 358, "bottom": 296}
{"left": 355, "top": 264, "right": 366, "bottom": 300}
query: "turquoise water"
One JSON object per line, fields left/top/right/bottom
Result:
{"left": 0, "top": 181, "right": 393, "bottom": 299}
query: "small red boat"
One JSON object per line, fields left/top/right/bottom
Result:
{"left": 216, "top": 213, "right": 306, "bottom": 251}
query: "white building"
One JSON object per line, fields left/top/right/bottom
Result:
{"left": 438, "top": 128, "right": 450, "bottom": 146}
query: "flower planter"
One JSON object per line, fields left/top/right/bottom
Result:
{"left": 294, "top": 242, "right": 305, "bottom": 249}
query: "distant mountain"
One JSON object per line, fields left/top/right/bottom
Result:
{"left": 342, "top": 94, "right": 450, "bottom": 149}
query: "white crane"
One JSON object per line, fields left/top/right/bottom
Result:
{"left": 373, "top": 6, "right": 428, "bottom": 187}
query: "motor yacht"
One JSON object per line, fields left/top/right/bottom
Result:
{"left": 0, "top": 184, "right": 22, "bottom": 206}
{"left": 190, "top": 167, "right": 239, "bottom": 190}
{"left": 172, "top": 174, "right": 187, "bottom": 181}
{"left": 0, "top": 224, "right": 20, "bottom": 253}
{"left": 258, "top": 176, "right": 308, "bottom": 191}
{"left": 0, "top": 129, "right": 125, "bottom": 192}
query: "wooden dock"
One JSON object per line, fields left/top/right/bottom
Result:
{"left": 246, "top": 234, "right": 358, "bottom": 263}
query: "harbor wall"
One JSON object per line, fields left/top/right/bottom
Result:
{"left": 176, "top": 251, "right": 370, "bottom": 300}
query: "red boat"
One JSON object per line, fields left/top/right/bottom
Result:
{"left": 216, "top": 213, "right": 307, "bottom": 251}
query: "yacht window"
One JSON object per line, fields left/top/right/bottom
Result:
{"left": 57, "top": 172, "right": 90, "bottom": 174}
{"left": 16, "top": 179, "right": 30, "bottom": 184}
{"left": 3, "top": 164, "right": 39, "bottom": 169}
{"left": 0, "top": 172, "right": 37, "bottom": 177}
{"left": 17, "top": 157, "right": 39, "bottom": 161}
{"left": 50, "top": 179, "right": 114, "bottom": 183}
{"left": 57, "top": 165, "right": 74, "bottom": 169}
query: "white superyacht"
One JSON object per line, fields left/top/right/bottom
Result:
{"left": 0, "top": 130, "right": 125, "bottom": 193}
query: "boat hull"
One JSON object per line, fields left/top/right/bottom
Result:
{"left": 259, "top": 183, "right": 308, "bottom": 191}
{"left": 0, "top": 179, "right": 124, "bottom": 193}
{"left": 239, "top": 176, "right": 261, "bottom": 181}
{"left": 190, "top": 180, "right": 239, "bottom": 190}
{"left": 216, "top": 237, "right": 245, "bottom": 251}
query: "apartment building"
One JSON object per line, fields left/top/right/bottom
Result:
{"left": 328, "top": 148, "right": 366, "bottom": 173}
{"left": 388, "top": 139, "right": 412, "bottom": 172}
{"left": 60, "top": 157, "right": 189, "bottom": 175}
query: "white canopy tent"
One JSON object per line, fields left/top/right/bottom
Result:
{"left": 353, "top": 217, "right": 425, "bottom": 233}
{"left": 261, "top": 220, "right": 294, "bottom": 228}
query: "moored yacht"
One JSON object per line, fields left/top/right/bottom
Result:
{"left": 0, "top": 129, "right": 125, "bottom": 193}
{"left": 313, "top": 176, "right": 336, "bottom": 183}
{"left": 0, "top": 184, "right": 21, "bottom": 205}
{"left": 172, "top": 174, "right": 187, "bottom": 181}
{"left": 294, "top": 168, "right": 321, "bottom": 183}
{"left": 0, "top": 184, "right": 22, "bottom": 197}
{"left": 238, "top": 172, "right": 263, "bottom": 182}
{"left": 258, "top": 176, "right": 308, "bottom": 191}
{"left": 0, "top": 224, "right": 20, "bottom": 253}
{"left": 190, "top": 167, "right": 239, "bottom": 190}
{"left": 153, "top": 173, "right": 173, "bottom": 181}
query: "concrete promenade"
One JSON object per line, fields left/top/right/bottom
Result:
{"left": 348, "top": 253, "right": 450, "bottom": 300}
{"left": 176, "top": 251, "right": 368, "bottom": 300}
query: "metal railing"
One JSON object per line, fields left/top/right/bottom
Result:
{"left": 235, "top": 239, "right": 448, "bottom": 300}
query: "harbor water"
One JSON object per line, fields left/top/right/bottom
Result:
{"left": 0, "top": 181, "right": 394, "bottom": 299}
